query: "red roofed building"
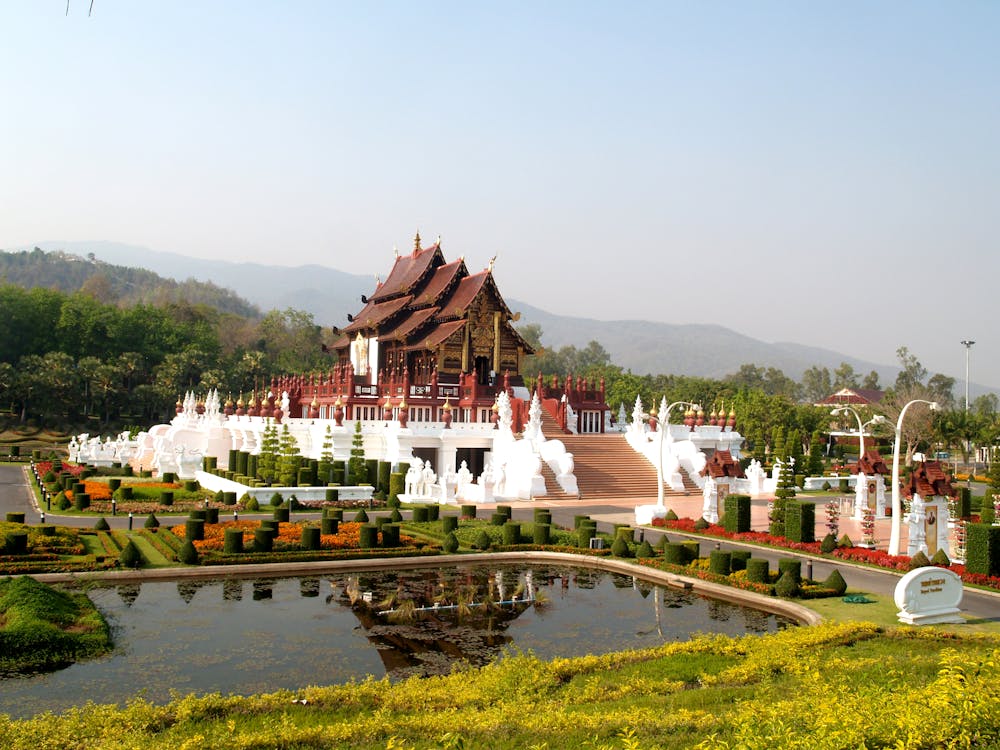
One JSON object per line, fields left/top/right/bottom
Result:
{"left": 902, "top": 460, "right": 955, "bottom": 558}
{"left": 902, "top": 461, "right": 957, "bottom": 501}
{"left": 700, "top": 450, "right": 746, "bottom": 480}
{"left": 816, "top": 387, "right": 885, "bottom": 407}
{"left": 263, "top": 233, "right": 610, "bottom": 454}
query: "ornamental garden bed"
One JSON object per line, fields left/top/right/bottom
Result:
{"left": 655, "top": 515, "right": 1000, "bottom": 593}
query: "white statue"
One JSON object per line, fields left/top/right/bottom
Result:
{"left": 420, "top": 460, "right": 437, "bottom": 496}
{"left": 405, "top": 463, "right": 422, "bottom": 496}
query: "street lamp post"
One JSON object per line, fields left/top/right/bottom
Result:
{"left": 831, "top": 406, "right": 886, "bottom": 459}
{"left": 888, "top": 399, "right": 939, "bottom": 556}
{"left": 961, "top": 340, "right": 975, "bottom": 412}
{"left": 650, "top": 400, "right": 700, "bottom": 509}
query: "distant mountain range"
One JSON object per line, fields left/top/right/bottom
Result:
{"left": 3, "top": 240, "right": 931, "bottom": 388}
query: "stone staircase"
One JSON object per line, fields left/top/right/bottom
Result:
{"left": 545, "top": 433, "right": 694, "bottom": 502}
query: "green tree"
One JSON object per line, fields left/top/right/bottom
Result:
{"left": 347, "top": 421, "right": 366, "bottom": 485}
{"left": 808, "top": 430, "right": 825, "bottom": 476}
{"left": 800, "top": 366, "right": 831, "bottom": 403}
{"left": 277, "top": 424, "right": 302, "bottom": 487}
{"left": 894, "top": 346, "right": 927, "bottom": 391}
{"left": 833, "top": 362, "right": 860, "bottom": 390}
{"left": 771, "top": 457, "right": 796, "bottom": 537}
{"left": 257, "top": 420, "right": 279, "bottom": 483}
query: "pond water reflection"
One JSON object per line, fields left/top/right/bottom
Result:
{"left": 0, "top": 564, "right": 793, "bottom": 718}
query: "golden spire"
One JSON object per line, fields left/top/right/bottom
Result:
{"left": 488, "top": 255, "right": 497, "bottom": 273}
{"left": 414, "top": 231, "right": 422, "bottom": 252}
{"left": 441, "top": 397, "right": 452, "bottom": 411}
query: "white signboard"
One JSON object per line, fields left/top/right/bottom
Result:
{"left": 893, "top": 566, "right": 964, "bottom": 625}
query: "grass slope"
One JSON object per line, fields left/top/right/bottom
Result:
{"left": 0, "top": 576, "right": 112, "bottom": 674}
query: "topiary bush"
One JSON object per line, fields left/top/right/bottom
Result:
{"left": 144, "top": 513, "right": 160, "bottom": 529}
{"left": 731, "top": 549, "right": 751, "bottom": 571}
{"left": 5, "top": 512, "right": 24, "bottom": 524}
{"left": 359, "top": 524, "right": 378, "bottom": 548}
{"left": 223, "top": 491, "right": 237, "bottom": 506}
{"left": 73, "top": 492, "right": 91, "bottom": 511}
{"left": 491, "top": 512, "right": 506, "bottom": 526}
{"left": 461, "top": 504, "right": 476, "bottom": 519}
{"left": 665, "top": 509, "right": 679, "bottom": 521}
{"left": 931, "top": 548, "right": 952, "bottom": 566}
{"left": 441, "top": 515, "right": 459, "bottom": 534}
{"left": 906, "top": 550, "right": 931, "bottom": 570}
{"left": 427, "top": 505, "right": 440, "bottom": 522}
{"left": 681, "top": 540, "right": 700, "bottom": 562}
{"left": 253, "top": 528, "right": 273, "bottom": 552}
{"left": 244, "top": 496, "right": 260, "bottom": 511}
{"left": 224, "top": 528, "right": 244, "bottom": 554}
{"left": 94, "top": 517, "right": 110, "bottom": 531}
{"left": 577, "top": 525, "right": 596, "bottom": 549}
{"left": 775, "top": 571, "right": 800, "bottom": 598}
{"left": 611, "top": 535, "right": 631, "bottom": 558}
{"left": 823, "top": 568, "right": 847, "bottom": 595}
{"left": 663, "top": 543, "right": 687, "bottom": 565}
{"left": 159, "top": 490, "right": 174, "bottom": 507}
{"left": 270, "top": 492, "right": 283, "bottom": 507}
{"left": 382, "top": 524, "right": 400, "bottom": 548}
{"left": 321, "top": 516, "right": 339, "bottom": 535}
{"left": 722, "top": 494, "right": 751, "bottom": 533}
{"left": 119, "top": 540, "right": 142, "bottom": 568}
{"left": 300, "top": 526, "right": 321, "bottom": 551}
{"left": 778, "top": 558, "right": 802, "bottom": 583}
{"left": 412, "top": 506, "right": 429, "bottom": 523}
{"left": 635, "top": 540, "right": 655, "bottom": 558}
{"left": 442, "top": 531, "right": 459, "bottom": 554}
{"left": 820, "top": 533, "right": 837, "bottom": 553}
{"left": 709, "top": 550, "right": 732, "bottom": 575}
{"left": 185, "top": 519, "right": 205, "bottom": 541}
{"left": 502, "top": 521, "right": 521, "bottom": 546}
{"left": 533, "top": 523, "right": 551, "bottom": 545}
{"left": 746, "top": 558, "right": 770, "bottom": 583}
{"left": 178, "top": 540, "right": 200, "bottom": 565}
{"left": 354, "top": 508, "right": 369, "bottom": 523}
{"left": 472, "top": 529, "right": 492, "bottom": 550}
{"left": 693, "top": 517, "right": 709, "bottom": 531}
{"left": 55, "top": 491, "right": 69, "bottom": 510}
{"left": 785, "top": 500, "right": 816, "bottom": 543}
{"left": 838, "top": 533, "right": 853, "bottom": 548}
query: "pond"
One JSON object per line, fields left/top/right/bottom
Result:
{"left": 0, "top": 564, "right": 794, "bottom": 718}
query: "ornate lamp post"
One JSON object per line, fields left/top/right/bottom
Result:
{"left": 888, "top": 399, "right": 939, "bottom": 556}
{"left": 831, "top": 406, "right": 886, "bottom": 459}
{"left": 648, "top": 400, "right": 700, "bottom": 509}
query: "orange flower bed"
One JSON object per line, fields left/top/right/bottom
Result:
{"left": 170, "top": 521, "right": 415, "bottom": 552}
{"left": 65, "top": 480, "right": 113, "bottom": 501}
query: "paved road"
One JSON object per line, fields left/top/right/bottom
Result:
{"left": 3, "top": 463, "right": 999, "bottom": 622}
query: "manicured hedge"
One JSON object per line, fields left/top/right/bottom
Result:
{"left": 722, "top": 494, "right": 751, "bottom": 533}
{"left": 966, "top": 523, "right": 1000, "bottom": 577}
{"left": 785, "top": 500, "right": 816, "bottom": 543}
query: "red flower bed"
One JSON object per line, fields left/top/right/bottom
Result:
{"left": 657, "top": 516, "right": 1000, "bottom": 591}
{"left": 36, "top": 461, "right": 84, "bottom": 478}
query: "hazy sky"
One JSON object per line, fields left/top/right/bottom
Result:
{"left": 2, "top": 2, "right": 998, "bottom": 387}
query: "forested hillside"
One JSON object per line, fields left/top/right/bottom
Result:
{"left": 0, "top": 248, "right": 260, "bottom": 318}
{"left": 0, "top": 281, "right": 330, "bottom": 429}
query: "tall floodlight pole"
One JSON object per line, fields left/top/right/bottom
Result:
{"left": 961, "top": 340, "right": 975, "bottom": 412}
{"left": 889, "top": 399, "right": 939, "bottom": 556}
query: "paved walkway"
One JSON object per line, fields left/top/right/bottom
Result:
{"left": 3, "top": 464, "right": 998, "bottom": 621}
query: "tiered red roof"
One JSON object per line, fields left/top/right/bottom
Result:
{"left": 903, "top": 461, "right": 957, "bottom": 499}
{"left": 854, "top": 449, "right": 890, "bottom": 476}
{"left": 700, "top": 450, "right": 746, "bottom": 479}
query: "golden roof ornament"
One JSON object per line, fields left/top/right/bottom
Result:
{"left": 414, "top": 231, "right": 422, "bottom": 252}
{"left": 488, "top": 255, "right": 497, "bottom": 273}
{"left": 441, "top": 397, "right": 452, "bottom": 411}
{"left": 334, "top": 395, "right": 343, "bottom": 407}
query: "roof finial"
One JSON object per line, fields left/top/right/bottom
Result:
{"left": 414, "top": 231, "right": 422, "bottom": 253}
{"left": 488, "top": 255, "right": 497, "bottom": 273}
{"left": 436, "top": 234, "right": 442, "bottom": 247}
{"left": 393, "top": 245, "right": 399, "bottom": 258}
{"left": 375, "top": 274, "right": 381, "bottom": 287}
